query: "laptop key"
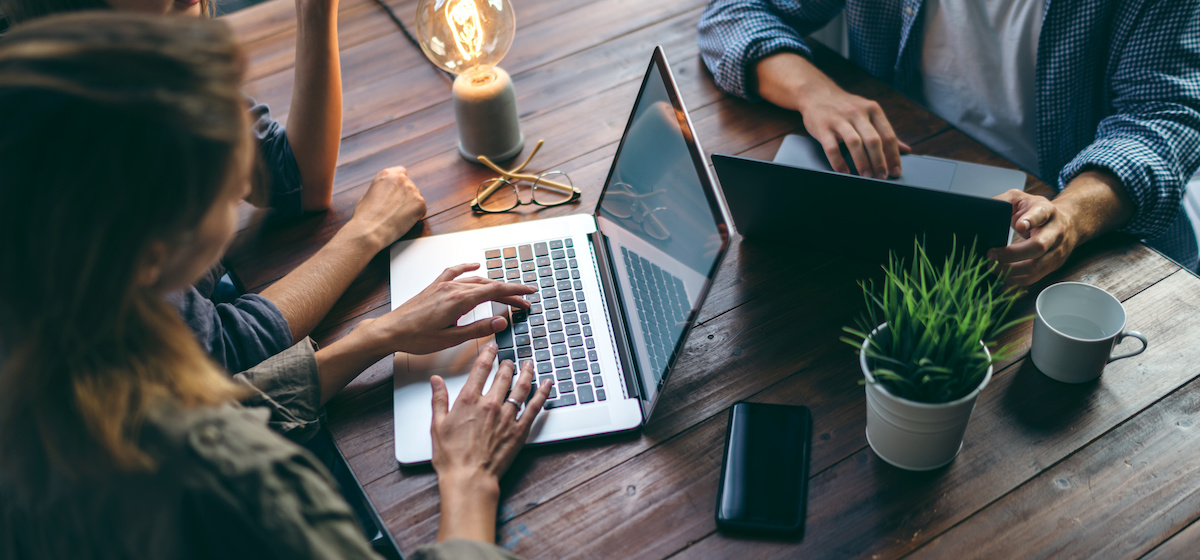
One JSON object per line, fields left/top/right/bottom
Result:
{"left": 545, "top": 394, "right": 576, "bottom": 409}
{"left": 560, "top": 290, "right": 574, "bottom": 302}
{"left": 544, "top": 298, "right": 559, "bottom": 310}
{"left": 488, "top": 269, "right": 504, "bottom": 279}
{"left": 527, "top": 293, "right": 541, "bottom": 303}
{"left": 562, "top": 302, "right": 576, "bottom": 313}
{"left": 518, "top": 245, "right": 533, "bottom": 261}
{"left": 568, "top": 336, "right": 583, "bottom": 347}
{"left": 523, "top": 272, "right": 537, "bottom": 282}
{"left": 540, "top": 277, "right": 555, "bottom": 288}
{"left": 572, "top": 359, "right": 587, "bottom": 372}
{"left": 514, "top": 323, "right": 529, "bottom": 335}
{"left": 534, "top": 242, "right": 549, "bottom": 257}
{"left": 557, "top": 280, "right": 572, "bottom": 291}
{"left": 517, "top": 347, "right": 532, "bottom": 359}
{"left": 578, "top": 302, "right": 587, "bottom": 313}
{"left": 571, "top": 270, "right": 580, "bottom": 279}
{"left": 576, "top": 290, "right": 585, "bottom": 302}
{"left": 550, "top": 240, "right": 563, "bottom": 249}
{"left": 569, "top": 258, "right": 578, "bottom": 269}
{"left": 563, "top": 313, "right": 579, "bottom": 324}
{"left": 529, "top": 316, "right": 545, "bottom": 326}
{"left": 503, "top": 247, "right": 517, "bottom": 259}
{"left": 505, "top": 269, "right": 520, "bottom": 280}
{"left": 578, "top": 385, "right": 595, "bottom": 404}
{"left": 570, "top": 347, "right": 585, "bottom": 360}
{"left": 566, "top": 324, "right": 582, "bottom": 336}
{"left": 586, "top": 338, "right": 595, "bottom": 349}
{"left": 574, "top": 280, "right": 583, "bottom": 290}
{"left": 593, "top": 376, "right": 603, "bottom": 387}
{"left": 583, "top": 325, "right": 592, "bottom": 336}
{"left": 552, "top": 344, "right": 567, "bottom": 356}
{"left": 536, "top": 256, "right": 550, "bottom": 267}
{"left": 555, "top": 269, "right": 570, "bottom": 280}
{"left": 533, "top": 338, "right": 549, "bottom": 350}
{"left": 530, "top": 304, "right": 543, "bottom": 315}
{"left": 553, "top": 260, "right": 568, "bottom": 270}
{"left": 581, "top": 314, "right": 590, "bottom": 325}
{"left": 498, "top": 349, "right": 516, "bottom": 363}
{"left": 535, "top": 350, "right": 550, "bottom": 362}
{"left": 553, "top": 356, "right": 569, "bottom": 369}
{"left": 521, "top": 261, "right": 535, "bottom": 272}
{"left": 532, "top": 326, "right": 547, "bottom": 338}
{"left": 504, "top": 259, "right": 519, "bottom": 269}
{"left": 537, "top": 362, "right": 552, "bottom": 374}
{"left": 555, "top": 368, "right": 573, "bottom": 381}
{"left": 565, "top": 239, "right": 573, "bottom": 247}
{"left": 495, "top": 327, "right": 513, "bottom": 349}
{"left": 588, "top": 350, "right": 598, "bottom": 362}
{"left": 559, "top": 381, "right": 574, "bottom": 393}
{"left": 551, "top": 249, "right": 565, "bottom": 259}
{"left": 539, "top": 267, "right": 553, "bottom": 277}
{"left": 548, "top": 320, "right": 563, "bottom": 332}
{"left": 486, "top": 259, "right": 503, "bottom": 269}
{"left": 547, "top": 310, "right": 561, "bottom": 321}
{"left": 597, "top": 389, "right": 606, "bottom": 401}
{"left": 485, "top": 249, "right": 502, "bottom": 259}
{"left": 515, "top": 335, "right": 530, "bottom": 347}
{"left": 542, "top": 287, "right": 557, "bottom": 299}
{"left": 567, "top": 248, "right": 575, "bottom": 258}
{"left": 550, "top": 332, "right": 566, "bottom": 344}
{"left": 574, "top": 372, "right": 590, "bottom": 384}
{"left": 590, "top": 363, "right": 600, "bottom": 374}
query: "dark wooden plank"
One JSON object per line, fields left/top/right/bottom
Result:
{"left": 1141, "top": 517, "right": 1200, "bottom": 560}
{"left": 669, "top": 270, "right": 1200, "bottom": 560}
{"left": 910, "top": 370, "right": 1200, "bottom": 559}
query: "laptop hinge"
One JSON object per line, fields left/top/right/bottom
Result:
{"left": 590, "top": 230, "right": 642, "bottom": 402}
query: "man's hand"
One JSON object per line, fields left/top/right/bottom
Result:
{"left": 430, "top": 346, "right": 552, "bottom": 543}
{"left": 346, "top": 166, "right": 427, "bottom": 251}
{"left": 363, "top": 263, "right": 536, "bottom": 355}
{"left": 988, "top": 189, "right": 1077, "bottom": 286}
{"left": 756, "top": 52, "right": 910, "bottom": 179}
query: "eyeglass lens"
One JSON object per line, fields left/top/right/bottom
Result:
{"left": 532, "top": 171, "right": 575, "bottom": 206}
{"left": 476, "top": 178, "right": 521, "bottom": 213}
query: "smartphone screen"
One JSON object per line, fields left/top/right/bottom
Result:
{"left": 715, "top": 402, "right": 812, "bottom": 536}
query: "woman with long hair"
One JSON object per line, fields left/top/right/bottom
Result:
{"left": 0, "top": 0, "right": 433, "bottom": 374}
{"left": 0, "top": 12, "right": 549, "bottom": 558}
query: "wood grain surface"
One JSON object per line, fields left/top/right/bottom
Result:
{"left": 221, "top": 1, "right": 1200, "bottom": 558}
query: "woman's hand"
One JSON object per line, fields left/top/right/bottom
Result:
{"left": 430, "top": 345, "right": 553, "bottom": 543}
{"left": 363, "top": 263, "right": 536, "bottom": 355}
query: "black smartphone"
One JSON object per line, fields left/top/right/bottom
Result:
{"left": 715, "top": 401, "right": 813, "bottom": 538}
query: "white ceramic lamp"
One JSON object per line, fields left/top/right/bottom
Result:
{"left": 415, "top": 0, "right": 524, "bottom": 162}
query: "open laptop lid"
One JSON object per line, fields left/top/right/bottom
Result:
{"left": 711, "top": 152, "right": 1012, "bottom": 265}
{"left": 592, "top": 47, "right": 731, "bottom": 421}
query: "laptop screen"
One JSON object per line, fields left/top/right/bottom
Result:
{"left": 594, "top": 48, "right": 729, "bottom": 416}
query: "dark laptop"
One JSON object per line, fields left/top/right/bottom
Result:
{"left": 711, "top": 134, "right": 1022, "bottom": 263}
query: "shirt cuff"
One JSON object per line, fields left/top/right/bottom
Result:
{"left": 233, "top": 338, "right": 323, "bottom": 443}
{"left": 409, "top": 539, "right": 525, "bottom": 560}
{"left": 1058, "top": 135, "right": 1185, "bottom": 239}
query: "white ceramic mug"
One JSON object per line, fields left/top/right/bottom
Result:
{"left": 1031, "top": 282, "right": 1148, "bottom": 383}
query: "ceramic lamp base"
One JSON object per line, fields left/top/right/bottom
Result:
{"left": 452, "top": 66, "right": 524, "bottom": 163}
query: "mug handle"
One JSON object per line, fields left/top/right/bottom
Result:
{"left": 1108, "top": 330, "right": 1148, "bottom": 363}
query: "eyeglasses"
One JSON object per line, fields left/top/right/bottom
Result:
{"left": 472, "top": 139, "right": 582, "bottom": 213}
{"left": 601, "top": 181, "right": 671, "bottom": 240}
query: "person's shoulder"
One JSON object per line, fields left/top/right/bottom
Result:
{"left": 145, "top": 401, "right": 304, "bottom": 479}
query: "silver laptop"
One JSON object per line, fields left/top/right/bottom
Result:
{"left": 388, "top": 47, "right": 733, "bottom": 465}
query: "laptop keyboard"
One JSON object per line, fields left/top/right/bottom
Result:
{"left": 620, "top": 246, "right": 690, "bottom": 378}
{"left": 485, "top": 238, "right": 606, "bottom": 409}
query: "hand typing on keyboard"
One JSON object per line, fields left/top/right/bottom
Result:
{"left": 362, "top": 263, "right": 536, "bottom": 355}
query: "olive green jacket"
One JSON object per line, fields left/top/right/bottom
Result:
{"left": 0, "top": 340, "right": 522, "bottom": 560}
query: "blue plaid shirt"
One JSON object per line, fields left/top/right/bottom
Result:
{"left": 699, "top": 0, "right": 1200, "bottom": 270}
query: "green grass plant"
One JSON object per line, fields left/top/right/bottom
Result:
{"left": 842, "top": 238, "right": 1031, "bottom": 404}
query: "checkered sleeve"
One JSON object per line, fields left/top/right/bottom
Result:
{"left": 1058, "top": 1, "right": 1200, "bottom": 239}
{"left": 698, "top": 0, "right": 847, "bottom": 101}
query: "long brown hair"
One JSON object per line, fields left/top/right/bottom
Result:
{"left": 0, "top": 0, "right": 214, "bottom": 26}
{"left": 0, "top": 12, "right": 248, "bottom": 483}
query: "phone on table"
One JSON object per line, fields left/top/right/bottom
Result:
{"left": 715, "top": 401, "right": 812, "bottom": 538}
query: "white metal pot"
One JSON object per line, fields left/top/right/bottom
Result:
{"left": 861, "top": 324, "right": 992, "bottom": 471}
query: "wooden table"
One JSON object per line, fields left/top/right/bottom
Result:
{"left": 225, "top": 0, "right": 1200, "bottom": 557}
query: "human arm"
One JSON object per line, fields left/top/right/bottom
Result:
{"left": 429, "top": 346, "right": 552, "bottom": 544}
{"left": 988, "top": 170, "right": 1135, "bottom": 286}
{"left": 310, "top": 263, "right": 537, "bottom": 405}
{"left": 698, "top": 0, "right": 907, "bottom": 178}
{"left": 988, "top": 1, "right": 1200, "bottom": 285}
{"left": 286, "top": 0, "right": 342, "bottom": 212}
{"left": 258, "top": 167, "right": 426, "bottom": 344}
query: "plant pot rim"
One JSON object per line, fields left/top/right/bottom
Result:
{"left": 860, "top": 322, "right": 993, "bottom": 408}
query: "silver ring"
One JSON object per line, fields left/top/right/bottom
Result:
{"left": 505, "top": 397, "right": 521, "bottom": 408}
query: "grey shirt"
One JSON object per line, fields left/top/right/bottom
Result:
{"left": 0, "top": 340, "right": 523, "bottom": 560}
{"left": 168, "top": 99, "right": 305, "bottom": 373}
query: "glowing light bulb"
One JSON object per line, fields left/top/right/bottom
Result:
{"left": 416, "top": 0, "right": 515, "bottom": 77}
{"left": 415, "top": 0, "right": 524, "bottom": 162}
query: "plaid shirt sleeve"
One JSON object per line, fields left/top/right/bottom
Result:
{"left": 698, "top": 0, "right": 847, "bottom": 101}
{"left": 1057, "top": 1, "right": 1200, "bottom": 239}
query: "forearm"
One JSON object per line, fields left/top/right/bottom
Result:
{"left": 435, "top": 474, "right": 501, "bottom": 544}
{"left": 1053, "top": 168, "right": 1136, "bottom": 246}
{"left": 754, "top": 52, "right": 830, "bottom": 113}
{"left": 259, "top": 222, "right": 382, "bottom": 343}
{"left": 288, "top": 0, "right": 342, "bottom": 212}
{"left": 312, "top": 319, "right": 389, "bottom": 404}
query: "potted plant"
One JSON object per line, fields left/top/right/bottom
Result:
{"left": 842, "top": 239, "right": 1029, "bottom": 471}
